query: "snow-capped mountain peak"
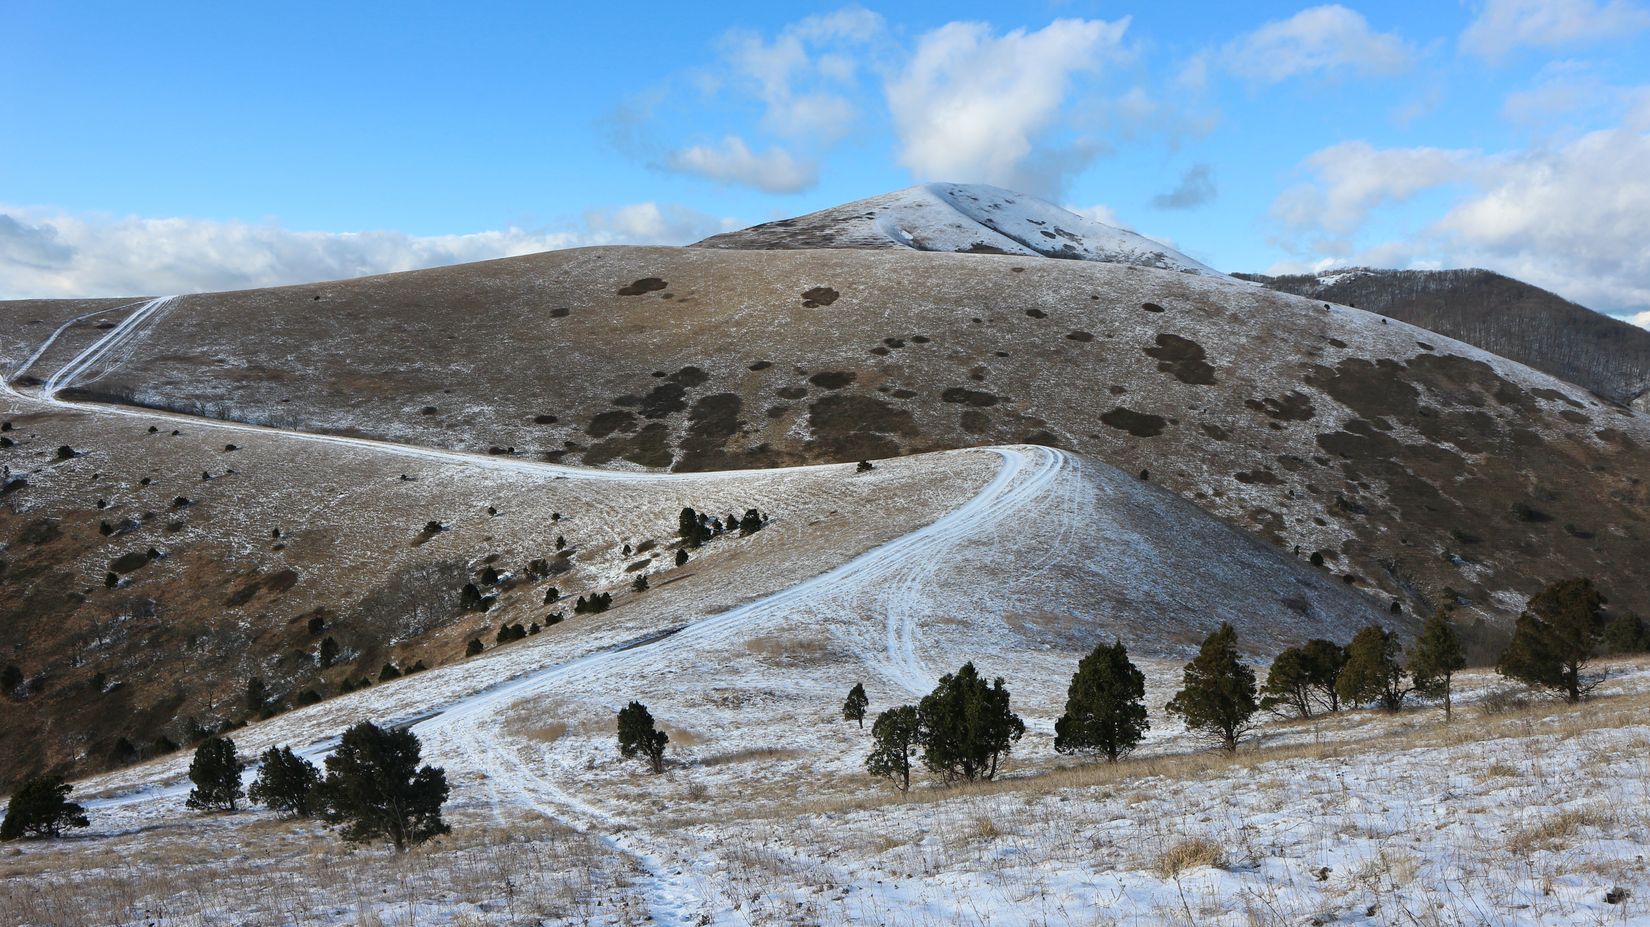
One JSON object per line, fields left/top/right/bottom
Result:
{"left": 694, "top": 182, "right": 1226, "bottom": 278}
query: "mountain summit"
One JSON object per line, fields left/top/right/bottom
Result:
{"left": 694, "top": 182, "right": 1225, "bottom": 278}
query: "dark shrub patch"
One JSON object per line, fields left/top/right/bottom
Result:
{"left": 1100, "top": 408, "right": 1168, "bottom": 437}
{"left": 1066, "top": 331, "right": 1094, "bottom": 342}
{"left": 940, "top": 387, "right": 999, "bottom": 407}
{"left": 1144, "top": 334, "right": 1217, "bottom": 385}
{"left": 110, "top": 552, "right": 151, "bottom": 574}
{"left": 808, "top": 371, "right": 856, "bottom": 390}
{"left": 801, "top": 286, "right": 839, "bottom": 307}
{"left": 586, "top": 410, "right": 637, "bottom": 438}
{"left": 617, "top": 277, "right": 667, "bottom": 296}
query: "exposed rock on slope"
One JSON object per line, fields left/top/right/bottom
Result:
{"left": 694, "top": 182, "right": 1225, "bottom": 277}
{"left": 1239, "top": 267, "right": 1650, "bottom": 406}
{"left": 10, "top": 245, "right": 1648, "bottom": 630}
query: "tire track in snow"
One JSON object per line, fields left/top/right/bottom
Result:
{"left": 41, "top": 295, "right": 178, "bottom": 398}
{"left": 11, "top": 300, "right": 150, "bottom": 383}
{"left": 11, "top": 291, "right": 1067, "bottom": 924}
{"left": 412, "top": 446, "right": 1065, "bottom": 925}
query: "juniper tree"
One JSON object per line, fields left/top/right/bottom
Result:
{"left": 916, "top": 662, "right": 1024, "bottom": 782}
{"left": 1053, "top": 639, "right": 1149, "bottom": 762}
{"left": 675, "top": 548, "right": 688, "bottom": 567}
{"left": 465, "top": 637, "right": 483, "bottom": 657}
{"left": 1603, "top": 613, "right": 1649, "bottom": 654}
{"left": 739, "top": 509, "right": 763, "bottom": 535}
{"left": 1259, "top": 646, "right": 1318, "bottom": 719}
{"left": 185, "top": 736, "right": 245, "bottom": 812}
{"left": 1410, "top": 608, "right": 1467, "bottom": 718}
{"left": 617, "top": 701, "right": 669, "bottom": 773}
{"left": 842, "top": 683, "right": 869, "bottom": 728}
{"left": 678, "top": 507, "right": 707, "bottom": 548}
{"left": 248, "top": 746, "right": 321, "bottom": 818}
{"left": 1, "top": 776, "right": 89, "bottom": 840}
{"left": 865, "top": 705, "right": 920, "bottom": 791}
{"left": 1165, "top": 623, "right": 1257, "bottom": 753}
{"left": 1300, "top": 638, "right": 1348, "bottom": 712}
{"left": 1498, "top": 578, "right": 1608, "bottom": 702}
{"left": 1337, "top": 624, "right": 1411, "bottom": 711}
{"left": 319, "top": 636, "right": 339, "bottom": 668}
{"left": 317, "top": 722, "right": 449, "bottom": 852}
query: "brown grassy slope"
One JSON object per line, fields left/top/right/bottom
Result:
{"left": 1239, "top": 267, "right": 1650, "bottom": 406}
{"left": 0, "top": 392, "right": 1001, "bottom": 789}
{"left": 9, "top": 245, "right": 1650, "bottom": 628}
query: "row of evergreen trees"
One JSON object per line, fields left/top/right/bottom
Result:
{"left": 677, "top": 506, "right": 766, "bottom": 549}
{"left": 839, "top": 577, "right": 1635, "bottom": 783}
{"left": 4, "top": 722, "right": 449, "bottom": 851}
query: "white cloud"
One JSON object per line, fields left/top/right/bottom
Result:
{"left": 0, "top": 204, "right": 735, "bottom": 299}
{"left": 1430, "top": 128, "right": 1650, "bottom": 311}
{"left": 717, "top": 6, "right": 883, "bottom": 144}
{"left": 1271, "top": 141, "right": 1474, "bottom": 234}
{"left": 886, "top": 18, "right": 1130, "bottom": 197}
{"left": 1623, "top": 310, "right": 1650, "bottom": 329}
{"left": 1461, "top": 0, "right": 1650, "bottom": 61}
{"left": 1222, "top": 5, "right": 1414, "bottom": 83}
{"left": 1266, "top": 126, "right": 1650, "bottom": 313}
{"left": 660, "top": 136, "right": 819, "bottom": 193}
{"left": 582, "top": 202, "right": 739, "bottom": 243}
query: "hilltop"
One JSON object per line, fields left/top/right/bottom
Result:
{"left": 1240, "top": 267, "right": 1650, "bottom": 407}
{"left": 694, "top": 182, "right": 1225, "bottom": 276}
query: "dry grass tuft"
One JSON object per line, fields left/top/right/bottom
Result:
{"left": 972, "top": 815, "right": 1002, "bottom": 841}
{"left": 1155, "top": 838, "right": 1226, "bottom": 877}
{"left": 743, "top": 634, "right": 840, "bottom": 667}
{"left": 698, "top": 746, "right": 804, "bottom": 768}
{"left": 505, "top": 719, "right": 569, "bottom": 743}
{"left": 1506, "top": 808, "right": 1608, "bottom": 855}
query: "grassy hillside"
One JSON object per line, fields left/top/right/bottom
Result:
{"left": 11, "top": 246, "right": 1648, "bottom": 630}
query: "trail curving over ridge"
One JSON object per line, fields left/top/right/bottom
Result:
{"left": 7, "top": 292, "right": 1070, "bottom": 924}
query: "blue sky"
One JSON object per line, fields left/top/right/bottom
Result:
{"left": 4, "top": 1, "right": 1649, "bottom": 322}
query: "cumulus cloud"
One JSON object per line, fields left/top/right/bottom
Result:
{"left": 1271, "top": 141, "right": 1474, "bottom": 235}
{"left": 1431, "top": 128, "right": 1650, "bottom": 311}
{"left": 1151, "top": 164, "right": 1217, "bottom": 210}
{"left": 886, "top": 18, "right": 1130, "bottom": 197}
{"left": 1461, "top": 0, "right": 1650, "bottom": 61}
{"left": 1623, "top": 310, "right": 1650, "bottom": 329}
{"left": 1268, "top": 127, "right": 1650, "bottom": 313}
{"left": 1222, "top": 5, "right": 1414, "bottom": 83}
{"left": 660, "top": 136, "right": 819, "bottom": 193}
{"left": 717, "top": 6, "right": 883, "bottom": 144}
{"left": 0, "top": 204, "right": 736, "bottom": 299}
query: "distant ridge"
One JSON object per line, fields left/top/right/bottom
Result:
{"left": 694, "top": 182, "right": 1225, "bottom": 278}
{"left": 1239, "top": 267, "right": 1650, "bottom": 407}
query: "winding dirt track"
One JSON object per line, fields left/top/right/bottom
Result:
{"left": 5, "top": 295, "right": 1072, "bottom": 926}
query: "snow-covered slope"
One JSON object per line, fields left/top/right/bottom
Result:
{"left": 694, "top": 182, "right": 1226, "bottom": 277}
